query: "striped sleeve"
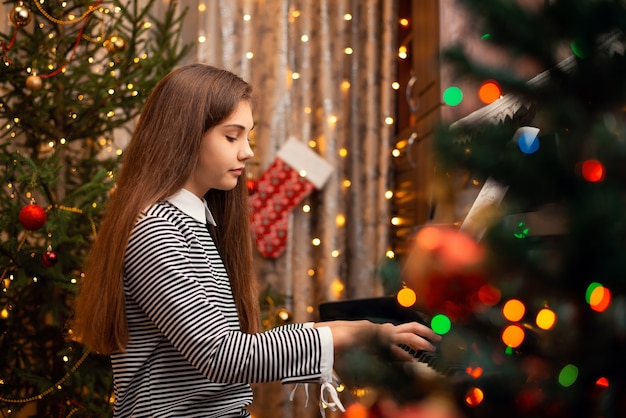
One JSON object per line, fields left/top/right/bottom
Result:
{"left": 123, "top": 209, "right": 327, "bottom": 384}
{"left": 268, "top": 322, "right": 308, "bottom": 331}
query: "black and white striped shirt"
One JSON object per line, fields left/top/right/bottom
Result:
{"left": 111, "top": 188, "right": 333, "bottom": 417}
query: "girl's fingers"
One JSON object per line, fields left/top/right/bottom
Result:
{"left": 396, "top": 321, "right": 442, "bottom": 342}
{"left": 386, "top": 322, "right": 441, "bottom": 353}
{"left": 401, "top": 334, "right": 438, "bottom": 352}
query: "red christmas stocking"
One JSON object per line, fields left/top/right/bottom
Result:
{"left": 250, "top": 137, "right": 333, "bottom": 258}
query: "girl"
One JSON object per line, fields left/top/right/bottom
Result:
{"left": 72, "top": 64, "right": 440, "bottom": 417}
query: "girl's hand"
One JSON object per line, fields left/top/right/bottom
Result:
{"left": 316, "top": 320, "right": 442, "bottom": 361}
{"left": 377, "top": 321, "right": 441, "bottom": 361}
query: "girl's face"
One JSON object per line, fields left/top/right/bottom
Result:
{"left": 184, "top": 100, "right": 255, "bottom": 197}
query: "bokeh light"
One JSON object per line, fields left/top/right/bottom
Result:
{"left": 536, "top": 308, "right": 556, "bottom": 330}
{"left": 397, "top": 287, "right": 417, "bottom": 307}
{"left": 589, "top": 285, "right": 611, "bottom": 312}
{"left": 478, "top": 80, "right": 501, "bottom": 104}
{"left": 585, "top": 282, "right": 602, "bottom": 303}
{"left": 466, "top": 365, "right": 484, "bottom": 379}
{"left": 558, "top": 364, "right": 579, "bottom": 387}
{"left": 581, "top": 159, "right": 605, "bottom": 182}
{"left": 596, "top": 377, "right": 609, "bottom": 388}
{"left": 431, "top": 314, "right": 452, "bottom": 335}
{"left": 502, "top": 324, "right": 525, "bottom": 348}
{"left": 570, "top": 39, "right": 588, "bottom": 59}
{"left": 503, "top": 299, "right": 525, "bottom": 322}
{"left": 443, "top": 86, "right": 463, "bottom": 106}
{"left": 465, "top": 387, "right": 484, "bottom": 406}
{"left": 513, "top": 221, "right": 529, "bottom": 238}
{"left": 344, "top": 402, "right": 368, "bottom": 418}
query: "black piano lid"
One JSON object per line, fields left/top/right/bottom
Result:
{"left": 318, "top": 296, "right": 429, "bottom": 326}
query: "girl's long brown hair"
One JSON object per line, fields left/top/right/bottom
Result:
{"left": 72, "top": 64, "right": 261, "bottom": 355}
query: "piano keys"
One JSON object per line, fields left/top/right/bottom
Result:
{"left": 318, "top": 296, "right": 492, "bottom": 386}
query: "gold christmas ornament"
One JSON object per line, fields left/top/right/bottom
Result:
{"left": 9, "top": 2, "right": 32, "bottom": 27}
{"left": 103, "top": 35, "right": 127, "bottom": 54}
{"left": 26, "top": 75, "right": 43, "bottom": 91}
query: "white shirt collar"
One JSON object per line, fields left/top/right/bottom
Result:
{"left": 166, "top": 188, "right": 217, "bottom": 226}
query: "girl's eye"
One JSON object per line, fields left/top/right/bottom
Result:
{"left": 226, "top": 136, "right": 237, "bottom": 142}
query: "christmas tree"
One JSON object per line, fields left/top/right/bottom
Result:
{"left": 419, "top": 0, "right": 626, "bottom": 417}
{"left": 342, "top": 1, "right": 626, "bottom": 417}
{"left": 0, "top": 0, "right": 189, "bottom": 416}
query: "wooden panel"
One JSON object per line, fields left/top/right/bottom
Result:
{"left": 392, "top": 0, "right": 440, "bottom": 254}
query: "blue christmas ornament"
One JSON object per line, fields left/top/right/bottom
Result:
{"left": 513, "top": 126, "right": 540, "bottom": 154}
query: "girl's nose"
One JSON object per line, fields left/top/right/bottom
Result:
{"left": 240, "top": 141, "right": 254, "bottom": 160}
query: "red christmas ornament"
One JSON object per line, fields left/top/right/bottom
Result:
{"left": 42, "top": 250, "right": 58, "bottom": 267}
{"left": 401, "top": 225, "right": 487, "bottom": 321}
{"left": 18, "top": 203, "right": 47, "bottom": 230}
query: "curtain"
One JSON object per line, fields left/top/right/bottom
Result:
{"left": 175, "top": 1, "right": 399, "bottom": 416}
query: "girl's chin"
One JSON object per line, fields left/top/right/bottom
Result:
{"left": 213, "top": 181, "right": 239, "bottom": 192}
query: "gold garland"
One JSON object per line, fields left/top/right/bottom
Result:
{"left": 55, "top": 204, "right": 83, "bottom": 214}
{"left": 33, "top": 0, "right": 100, "bottom": 26}
{"left": 66, "top": 407, "right": 80, "bottom": 417}
{"left": 0, "top": 350, "right": 90, "bottom": 404}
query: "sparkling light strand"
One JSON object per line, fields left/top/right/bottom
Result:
{"left": 0, "top": 351, "right": 90, "bottom": 404}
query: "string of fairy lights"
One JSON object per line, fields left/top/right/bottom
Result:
{"left": 192, "top": 3, "right": 405, "bottom": 304}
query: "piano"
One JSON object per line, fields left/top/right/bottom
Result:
{"left": 318, "top": 296, "right": 497, "bottom": 405}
